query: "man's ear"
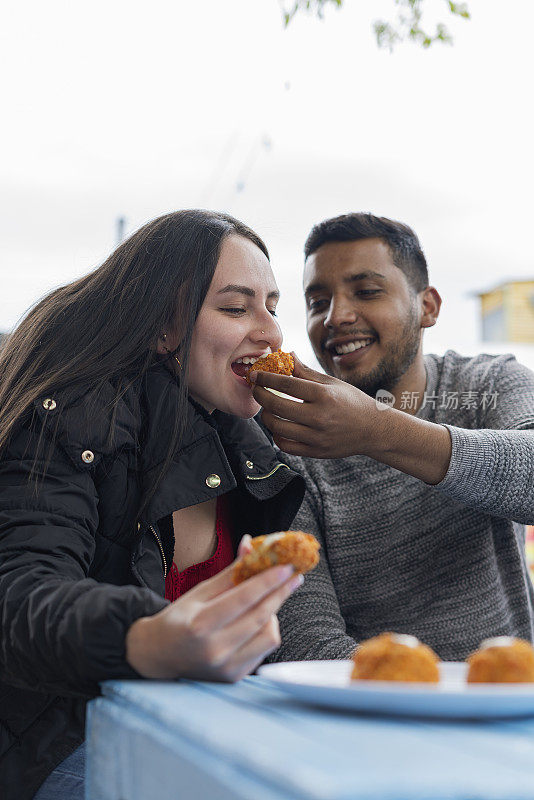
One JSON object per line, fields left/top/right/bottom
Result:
{"left": 420, "top": 287, "right": 442, "bottom": 329}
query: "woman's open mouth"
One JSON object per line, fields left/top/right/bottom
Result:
{"left": 231, "top": 362, "right": 249, "bottom": 379}
{"left": 231, "top": 354, "right": 267, "bottom": 381}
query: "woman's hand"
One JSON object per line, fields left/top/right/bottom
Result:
{"left": 125, "top": 540, "right": 301, "bottom": 682}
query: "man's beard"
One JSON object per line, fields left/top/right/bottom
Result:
{"left": 328, "top": 309, "right": 421, "bottom": 399}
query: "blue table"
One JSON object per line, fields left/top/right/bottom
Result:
{"left": 86, "top": 677, "right": 534, "bottom": 799}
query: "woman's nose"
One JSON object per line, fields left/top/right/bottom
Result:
{"left": 252, "top": 314, "right": 282, "bottom": 349}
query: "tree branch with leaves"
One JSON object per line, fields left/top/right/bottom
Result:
{"left": 280, "top": 0, "right": 471, "bottom": 50}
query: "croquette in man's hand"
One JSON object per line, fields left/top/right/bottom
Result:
{"left": 245, "top": 349, "right": 294, "bottom": 386}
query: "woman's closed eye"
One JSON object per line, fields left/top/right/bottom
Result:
{"left": 219, "top": 307, "right": 278, "bottom": 317}
{"left": 220, "top": 307, "right": 246, "bottom": 315}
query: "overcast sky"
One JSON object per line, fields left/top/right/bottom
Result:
{"left": 1, "top": 0, "right": 533, "bottom": 367}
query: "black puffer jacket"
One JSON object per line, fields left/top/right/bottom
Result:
{"left": 0, "top": 363, "right": 305, "bottom": 799}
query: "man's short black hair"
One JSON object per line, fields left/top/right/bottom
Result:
{"left": 304, "top": 212, "right": 429, "bottom": 292}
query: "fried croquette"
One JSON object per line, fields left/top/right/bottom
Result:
{"left": 232, "top": 530, "right": 319, "bottom": 585}
{"left": 245, "top": 349, "right": 294, "bottom": 386}
{"left": 351, "top": 632, "right": 440, "bottom": 683}
{"left": 467, "top": 636, "right": 534, "bottom": 683}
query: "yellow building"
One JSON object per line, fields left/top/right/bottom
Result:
{"left": 478, "top": 280, "right": 534, "bottom": 343}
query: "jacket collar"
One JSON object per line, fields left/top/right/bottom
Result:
{"left": 138, "top": 363, "right": 296, "bottom": 523}
{"left": 33, "top": 362, "right": 302, "bottom": 527}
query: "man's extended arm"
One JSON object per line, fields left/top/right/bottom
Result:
{"left": 251, "top": 356, "right": 451, "bottom": 482}
{"left": 252, "top": 355, "right": 534, "bottom": 524}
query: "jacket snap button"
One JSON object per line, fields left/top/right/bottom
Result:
{"left": 81, "top": 450, "right": 95, "bottom": 464}
{"left": 205, "top": 473, "right": 221, "bottom": 488}
{"left": 42, "top": 398, "right": 56, "bottom": 411}
{"left": 246, "top": 460, "right": 254, "bottom": 469}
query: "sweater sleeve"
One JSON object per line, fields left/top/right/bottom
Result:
{"left": 0, "top": 425, "right": 168, "bottom": 697}
{"left": 435, "top": 355, "right": 534, "bottom": 523}
{"left": 267, "top": 460, "right": 358, "bottom": 662}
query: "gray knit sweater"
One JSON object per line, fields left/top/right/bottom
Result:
{"left": 271, "top": 350, "right": 534, "bottom": 663}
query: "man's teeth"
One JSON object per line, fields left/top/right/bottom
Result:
{"left": 334, "top": 339, "right": 373, "bottom": 355}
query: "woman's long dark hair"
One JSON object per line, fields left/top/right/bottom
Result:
{"left": 0, "top": 209, "right": 269, "bottom": 499}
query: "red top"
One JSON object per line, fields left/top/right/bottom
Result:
{"left": 164, "top": 495, "right": 234, "bottom": 601}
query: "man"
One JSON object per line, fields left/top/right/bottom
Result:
{"left": 250, "top": 212, "right": 534, "bottom": 662}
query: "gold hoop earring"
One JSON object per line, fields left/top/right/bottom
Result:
{"left": 161, "top": 334, "right": 181, "bottom": 368}
{"left": 165, "top": 348, "right": 181, "bottom": 368}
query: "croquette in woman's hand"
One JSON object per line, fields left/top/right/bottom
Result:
{"left": 245, "top": 349, "right": 294, "bottom": 386}
{"left": 233, "top": 530, "right": 319, "bottom": 584}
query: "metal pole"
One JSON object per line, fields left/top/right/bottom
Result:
{"left": 116, "top": 217, "right": 126, "bottom": 245}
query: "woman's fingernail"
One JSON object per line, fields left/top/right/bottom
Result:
{"left": 275, "top": 564, "right": 294, "bottom": 581}
{"left": 289, "top": 574, "right": 304, "bottom": 591}
{"left": 248, "top": 370, "right": 257, "bottom": 384}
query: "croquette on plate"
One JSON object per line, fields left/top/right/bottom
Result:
{"left": 351, "top": 632, "right": 440, "bottom": 683}
{"left": 467, "top": 636, "right": 534, "bottom": 683}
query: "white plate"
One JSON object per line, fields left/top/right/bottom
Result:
{"left": 257, "top": 660, "right": 534, "bottom": 719}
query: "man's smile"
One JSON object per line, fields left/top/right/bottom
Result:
{"left": 323, "top": 334, "right": 377, "bottom": 367}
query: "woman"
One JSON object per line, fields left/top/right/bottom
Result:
{"left": 0, "top": 210, "right": 305, "bottom": 800}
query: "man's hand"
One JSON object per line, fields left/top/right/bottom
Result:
{"left": 250, "top": 354, "right": 378, "bottom": 459}
{"left": 250, "top": 354, "right": 452, "bottom": 484}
